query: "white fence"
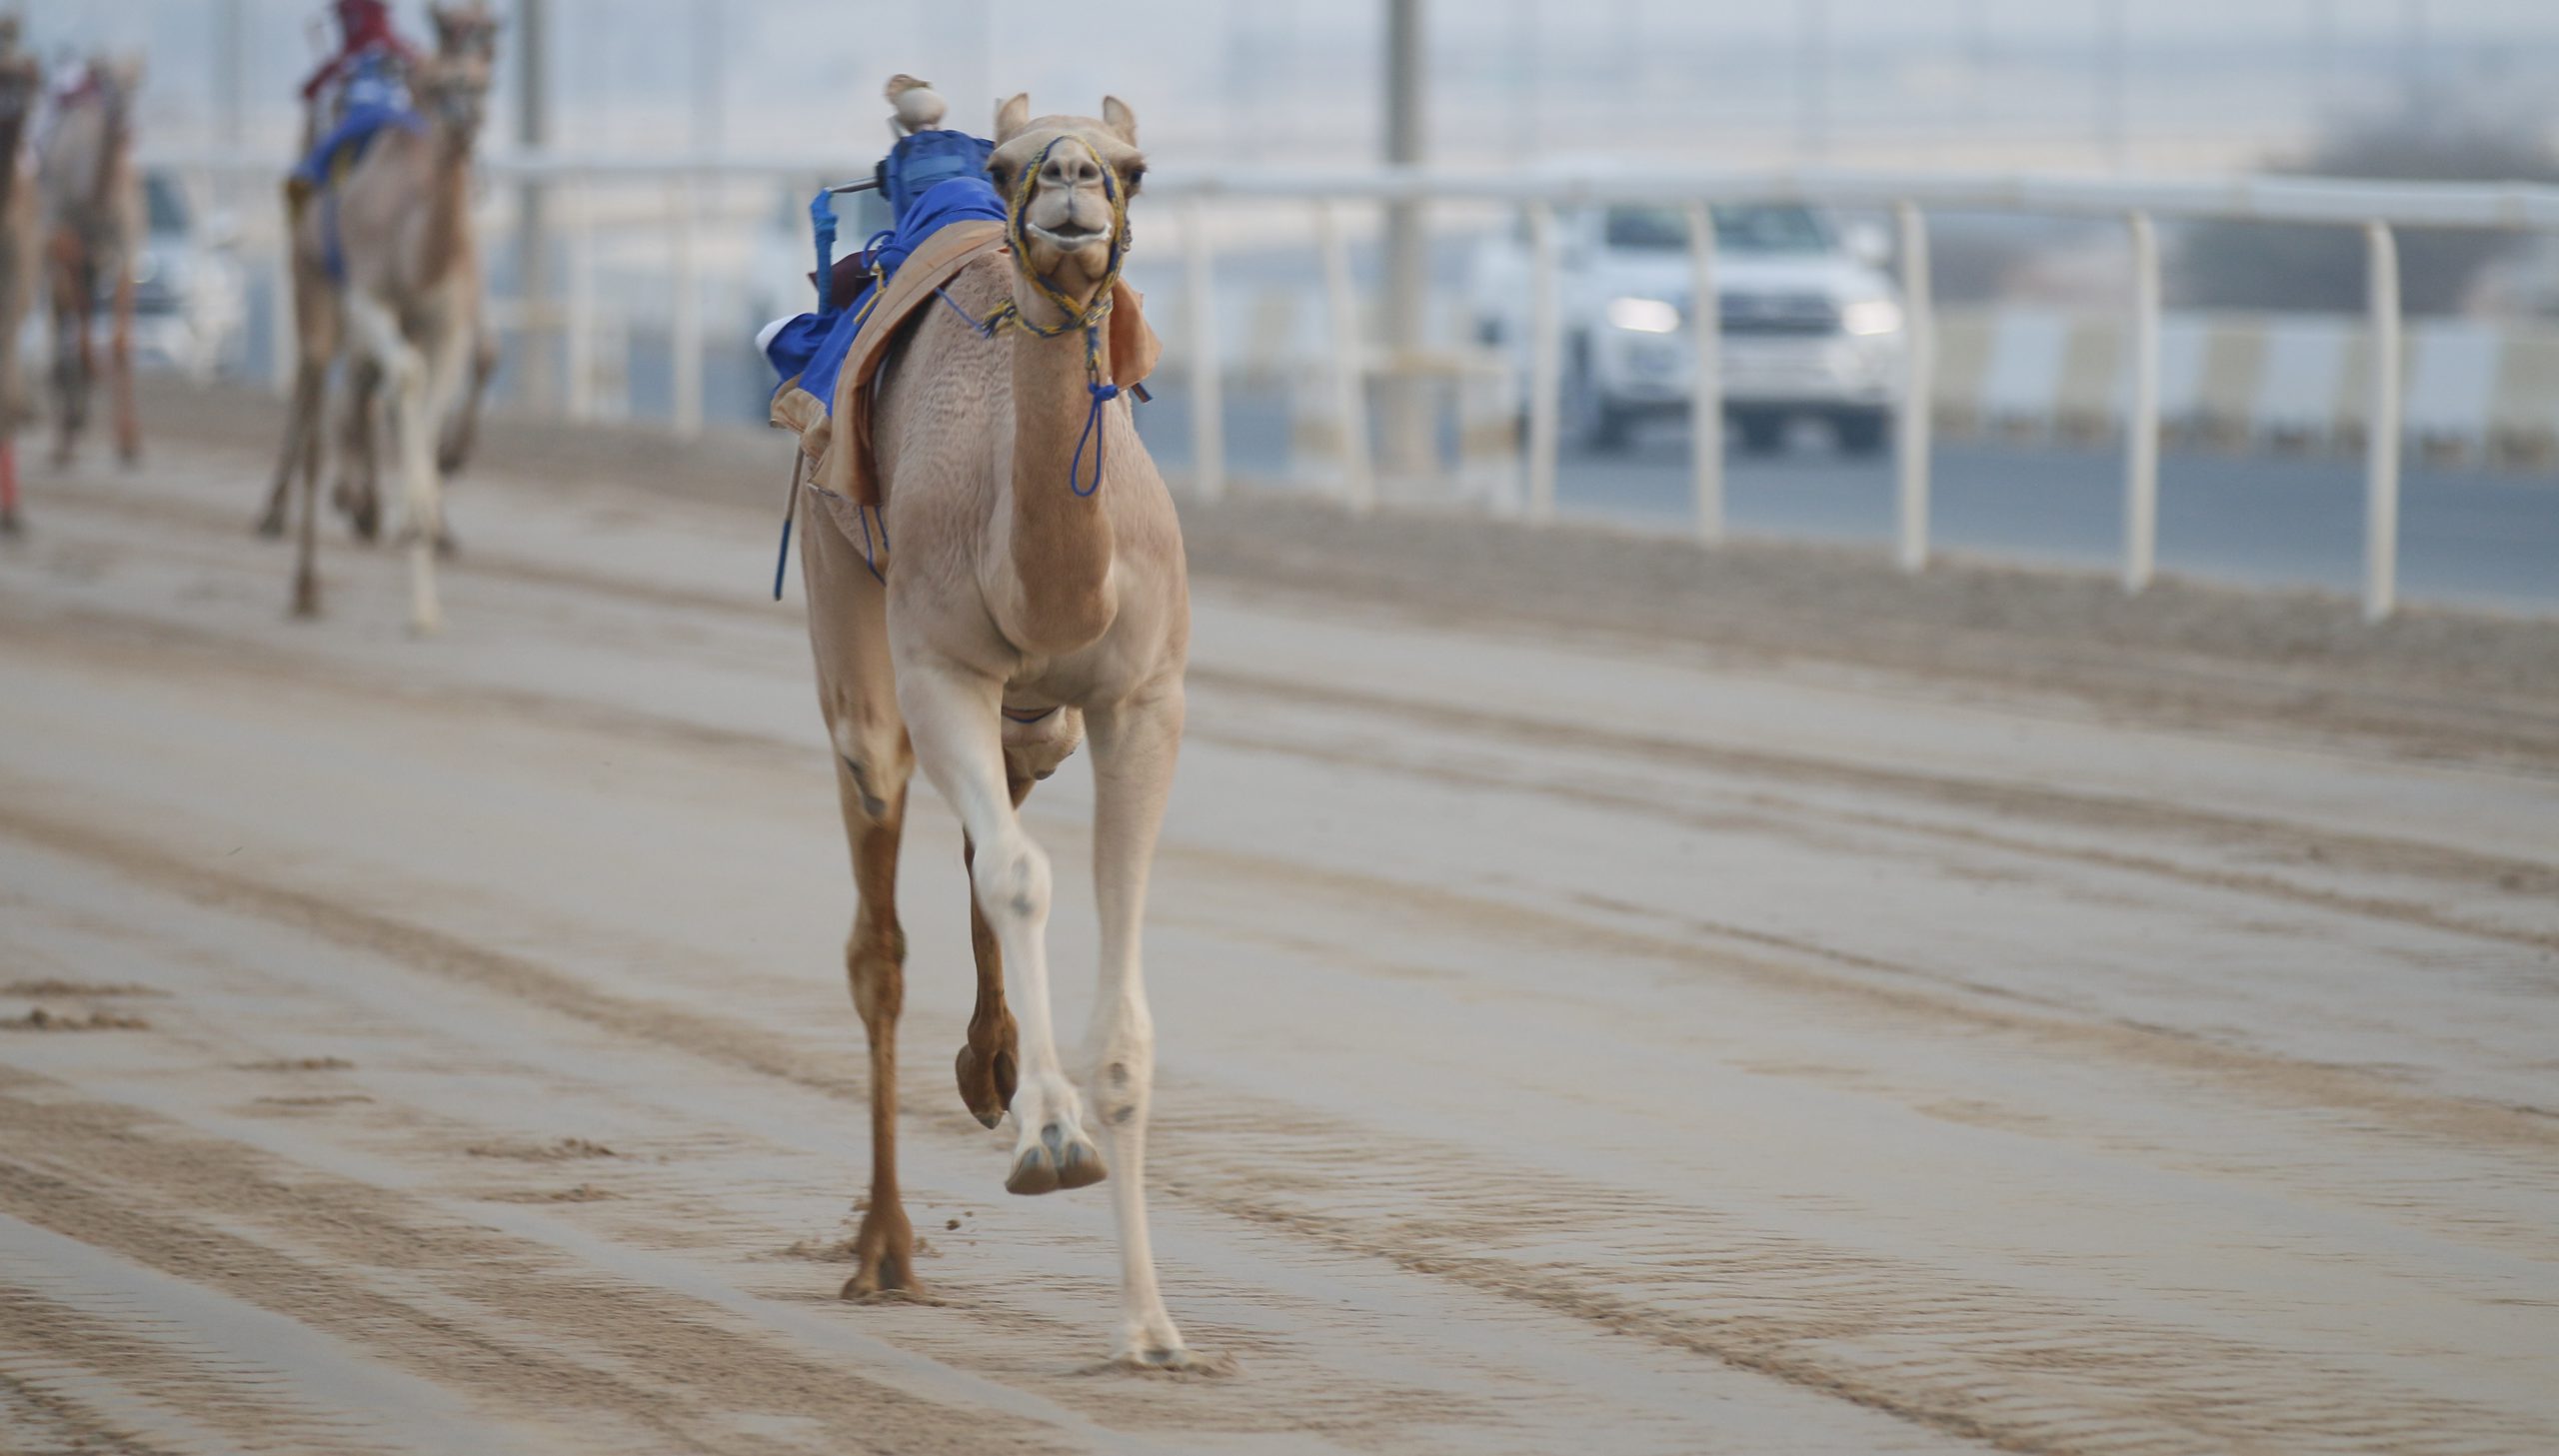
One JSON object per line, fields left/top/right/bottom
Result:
{"left": 147, "top": 150, "right": 2559, "bottom": 622}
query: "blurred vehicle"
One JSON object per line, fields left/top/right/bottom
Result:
{"left": 19, "top": 171, "right": 246, "bottom": 383}
{"left": 1468, "top": 203, "right": 1906, "bottom": 455}
{"left": 135, "top": 171, "right": 247, "bottom": 379}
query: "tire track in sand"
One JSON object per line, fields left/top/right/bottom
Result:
{"left": 0, "top": 1071, "right": 1071, "bottom": 1456}
{"left": 3, "top": 798, "right": 2549, "bottom": 1455}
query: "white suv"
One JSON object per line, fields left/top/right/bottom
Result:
{"left": 1468, "top": 203, "right": 1905, "bottom": 455}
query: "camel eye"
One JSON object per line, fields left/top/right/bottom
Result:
{"left": 1121, "top": 164, "right": 1146, "bottom": 196}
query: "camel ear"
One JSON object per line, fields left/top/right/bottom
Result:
{"left": 1101, "top": 95, "right": 1139, "bottom": 145}
{"left": 994, "top": 93, "right": 1031, "bottom": 145}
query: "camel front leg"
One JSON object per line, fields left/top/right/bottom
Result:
{"left": 334, "top": 358, "right": 384, "bottom": 542}
{"left": 895, "top": 653, "right": 1104, "bottom": 1198}
{"left": 1081, "top": 680, "right": 1209, "bottom": 1370}
{"left": 346, "top": 295, "right": 439, "bottom": 633}
{"left": 955, "top": 769, "right": 1034, "bottom": 1130}
{"left": 107, "top": 263, "right": 137, "bottom": 467}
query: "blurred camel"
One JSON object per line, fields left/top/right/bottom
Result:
{"left": 274, "top": 47, "right": 492, "bottom": 627}
{"left": 261, "top": 1, "right": 500, "bottom": 549}
{"left": 36, "top": 52, "right": 142, "bottom": 471}
{"left": 0, "top": 19, "right": 40, "bottom": 534}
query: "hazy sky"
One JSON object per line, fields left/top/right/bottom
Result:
{"left": 28, "top": 0, "right": 2559, "bottom": 171}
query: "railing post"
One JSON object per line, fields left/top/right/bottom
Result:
{"left": 2123, "top": 208, "right": 2161, "bottom": 594}
{"left": 1894, "top": 200, "right": 1932, "bottom": 574}
{"left": 564, "top": 180, "right": 596, "bottom": 423}
{"left": 2363, "top": 220, "right": 2401, "bottom": 623}
{"left": 1182, "top": 199, "right": 1226, "bottom": 502}
{"left": 670, "top": 175, "right": 703, "bottom": 439}
{"left": 1685, "top": 201, "right": 1723, "bottom": 545}
{"left": 1524, "top": 199, "right": 1562, "bottom": 524}
{"left": 1314, "top": 200, "right": 1374, "bottom": 513}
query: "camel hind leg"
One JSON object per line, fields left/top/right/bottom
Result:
{"left": 833, "top": 750, "right": 927, "bottom": 1300}
{"left": 261, "top": 257, "right": 341, "bottom": 537}
{"left": 800, "top": 506, "right": 929, "bottom": 1299}
{"left": 288, "top": 357, "right": 327, "bottom": 617}
{"left": 437, "top": 324, "right": 497, "bottom": 476}
{"left": 46, "top": 246, "right": 88, "bottom": 469}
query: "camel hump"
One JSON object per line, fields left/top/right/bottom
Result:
{"left": 885, "top": 75, "right": 946, "bottom": 134}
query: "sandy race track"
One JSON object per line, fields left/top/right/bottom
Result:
{"left": 3, "top": 394, "right": 2557, "bottom": 1454}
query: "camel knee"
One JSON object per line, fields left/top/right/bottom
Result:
{"left": 972, "top": 835, "right": 1050, "bottom": 927}
{"left": 1091, "top": 1004, "right": 1156, "bottom": 1127}
{"left": 848, "top": 921, "right": 907, "bottom": 1029}
{"left": 831, "top": 717, "right": 909, "bottom": 825}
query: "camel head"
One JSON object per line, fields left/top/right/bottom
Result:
{"left": 416, "top": 51, "right": 493, "bottom": 148}
{"left": 988, "top": 93, "right": 1145, "bottom": 308}
{"left": 428, "top": 2, "right": 501, "bottom": 65}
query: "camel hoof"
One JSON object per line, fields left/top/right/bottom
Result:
{"left": 955, "top": 1039, "right": 1018, "bottom": 1130}
{"left": 253, "top": 509, "right": 285, "bottom": 539}
{"left": 839, "top": 1267, "right": 937, "bottom": 1305}
{"left": 290, "top": 586, "right": 320, "bottom": 620}
{"left": 435, "top": 530, "right": 460, "bottom": 561}
{"left": 1006, "top": 1120, "right": 1105, "bottom": 1196}
{"left": 1085, "top": 1346, "right": 1237, "bottom": 1378}
{"left": 0, "top": 511, "right": 19, "bottom": 539}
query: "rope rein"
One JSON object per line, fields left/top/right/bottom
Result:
{"left": 935, "top": 134, "right": 1133, "bottom": 499}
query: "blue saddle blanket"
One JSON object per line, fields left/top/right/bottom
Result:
{"left": 763, "top": 175, "right": 1008, "bottom": 416}
{"left": 293, "top": 102, "right": 422, "bottom": 187}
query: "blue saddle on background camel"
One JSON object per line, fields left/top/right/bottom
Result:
{"left": 293, "top": 51, "right": 420, "bottom": 189}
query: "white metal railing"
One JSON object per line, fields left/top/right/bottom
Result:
{"left": 145, "top": 149, "right": 2559, "bottom": 622}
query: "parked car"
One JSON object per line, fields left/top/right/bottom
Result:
{"left": 19, "top": 170, "right": 245, "bottom": 383}
{"left": 1468, "top": 203, "right": 1906, "bottom": 454}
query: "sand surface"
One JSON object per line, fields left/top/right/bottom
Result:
{"left": 2, "top": 399, "right": 2556, "bottom": 1454}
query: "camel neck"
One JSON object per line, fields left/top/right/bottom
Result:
{"left": 416, "top": 126, "right": 476, "bottom": 288}
{"left": 1004, "top": 286, "right": 1119, "bottom": 656}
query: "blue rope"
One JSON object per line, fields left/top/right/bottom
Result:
{"left": 1072, "top": 371, "right": 1120, "bottom": 498}
{"left": 771, "top": 511, "right": 793, "bottom": 601}
{"left": 932, "top": 285, "right": 1006, "bottom": 337}
{"left": 809, "top": 188, "right": 839, "bottom": 314}
{"left": 857, "top": 503, "right": 889, "bottom": 587}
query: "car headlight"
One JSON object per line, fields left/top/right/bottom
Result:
{"left": 1841, "top": 297, "right": 1903, "bottom": 336}
{"left": 1605, "top": 296, "right": 1681, "bottom": 335}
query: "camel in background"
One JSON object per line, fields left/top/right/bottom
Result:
{"left": 261, "top": 0, "right": 501, "bottom": 548}
{"left": 274, "top": 48, "right": 492, "bottom": 627}
{"left": 800, "top": 87, "right": 1210, "bottom": 1370}
{"left": 0, "top": 19, "right": 40, "bottom": 535}
{"left": 36, "top": 53, "right": 142, "bottom": 471}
